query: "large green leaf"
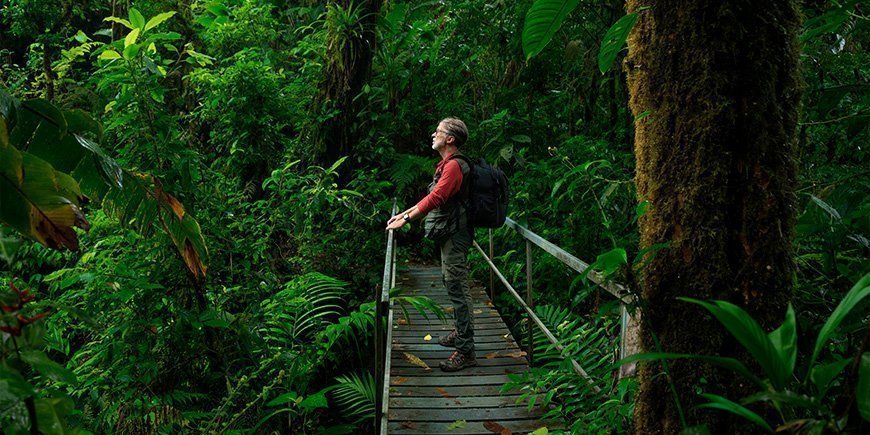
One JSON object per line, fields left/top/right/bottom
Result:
{"left": 34, "top": 397, "right": 76, "bottom": 435}
{"left": 0, "top": 366, "right": 35, "bottom": 403}
{"left": 614, "top": 352, "right": 765, "bottom": 388}
{"left": 20, "top": 350, "right": 77, "bottom": 384}
{"left": 858, "top": 352, "right": 870, "bottom": 421}
{"left": 810, "top": 273, "right": 870, "bottom": 367}
{"left": 695, "top": 393, "right": 773, "bottom": 433}
{"left": 0, "top": 139, "right": 89, "bottom": 250}
{"left": 768, "top": 304, "right": 797, "bottom": 379}
{"left": 144, "top": 11, "right": 176, "bottom": 32}
{"left": 810, "top": 358, "right": 852, "bottom": 398}
{"left": 128, "top": 8, "right": 146, "bottom": 29}
{"left": 598, "top": 12, "right": 639, "bottom": 74}
{"left": 680, "top": 298, "right": 788, "bottom": 389}
{"left": 0, "top": 90, "right": 207, "bottom": 276}
{"left": 522, "top": 0, "right": 580, "bottom": 60}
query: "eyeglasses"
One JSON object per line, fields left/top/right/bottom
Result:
{"left": 433, "top": 128, "right": 453, "bottom": 136}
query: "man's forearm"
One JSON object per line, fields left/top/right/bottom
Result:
{"left": 403, "top": 205, "right": 421, "bottom": 221}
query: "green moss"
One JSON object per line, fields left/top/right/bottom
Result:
{"left": 625, "top": 0, "right": 802, "bottom": 431}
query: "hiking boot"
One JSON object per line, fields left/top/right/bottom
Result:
{"left": 438, "top": 329, "right": 458, "bottom": 348}
{"left": 439, "top": 350, "right": 477, "bottom": 372}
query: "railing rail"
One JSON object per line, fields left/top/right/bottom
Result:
{"left": 476, "top": 217, "right": 640, "bottom": 385}
{"left": 375, "top": 200, "right": 398, "bottom": 434}
{"left": 375, "top": 211, "right": 641, "bottom": 432}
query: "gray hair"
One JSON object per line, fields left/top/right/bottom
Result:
{"left": 440, "top": 117, "right": 468, "bottom": 147}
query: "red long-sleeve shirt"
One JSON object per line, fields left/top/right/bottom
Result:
{"left": 415, "top": 154, "right": 464, "bottom": 215}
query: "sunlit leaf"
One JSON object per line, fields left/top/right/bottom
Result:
{"left": 144, "top": 11, "right": 176, "bottom": 32}
{"left": 128, "top": 8, "right": 146, "bottom": 29}
{"left": 99, "top": 50, "right": 121, "bottom": 61}
{"left": 124, "top": 28, "right": 140, "bottom": 48}
{"left": 446, "top": 419, "right": 466, "bottom": 430}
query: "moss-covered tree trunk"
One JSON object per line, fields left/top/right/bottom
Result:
{"left": 624, "top": 1, "right": 802, "bottom": 432}
{"left": 317, "top": 0, "right": 380, "bottom": 174}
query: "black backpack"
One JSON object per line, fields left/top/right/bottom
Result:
{"left": 452, "top": 155, "right": 509, "bottom": 228}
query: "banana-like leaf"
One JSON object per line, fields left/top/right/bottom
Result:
{"left": 858, "top": 352, "right": 869, "bottom": 421}
{"left": 0, "top": 89, "right": 207, "bottom": 277}
{"left": 679, "top": 297, "right": 789, "bottom": 389}
{"left": 1, "top": 120, "right": 89, "bottom": 250}
{"left": 810, "top": 273, "right": 870, "bottom": 367}
{"left": 695, "top": 393, "right": 773, "bottom": 433}
{"left": 522, "top": 0, "right": 580, "bottom": 60}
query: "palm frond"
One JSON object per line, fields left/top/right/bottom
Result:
{"left": 330, "top": 372, "right": 376, "bottom": 423}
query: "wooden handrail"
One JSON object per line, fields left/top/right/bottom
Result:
{"left": 473, "top": 241, "right": 602, "bottom": 393}
{"left": 375, "top": 200, "right": 398, "bottom": 434}
{"left": 480, "top": 217, "right": 640, "bottom": 383}
{"left": 504, "top": 218, "right": 633, "bottom": 304}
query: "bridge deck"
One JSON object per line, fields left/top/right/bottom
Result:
{"left": 387, "top": 266, "right": 559, "bottom": 434}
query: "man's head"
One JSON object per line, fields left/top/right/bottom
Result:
{"left": 431, "top": 117, "right": 468, "bottom": 151}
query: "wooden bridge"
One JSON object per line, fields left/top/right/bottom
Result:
{"left": 386, "top": 266, "right": 554, "bottom": 434}
{"left": 375, "top": 203, "right": 641, "bottom": 434}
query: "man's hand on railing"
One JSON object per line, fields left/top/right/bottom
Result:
{"left": 386, "top": 214, "right": 406, "bottom": 230}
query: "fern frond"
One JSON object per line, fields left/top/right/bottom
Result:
{"left": 330, "top": 372, "right": 376, "bottom": 423}
{"left": 259, "top": 273, "right": 348, "bottom": 349}
{"left": 388, "top": 153, "right": 431, "bottom": 192}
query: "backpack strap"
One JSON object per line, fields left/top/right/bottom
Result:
{"left": 448, "top": 153, "right": 472, "bottom": 202}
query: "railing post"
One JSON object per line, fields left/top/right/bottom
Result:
{"left": 525, "top": 239, "right": 533, "bottom": 366}
{"left": 489, "top": 228, "right": 494, "bottom": 301}
{"left": 374, "top": 289, "right": 383, "bottom": 432}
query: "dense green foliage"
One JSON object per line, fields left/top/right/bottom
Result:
{"left": 1, "top": 0, "right": 867, "bottom": 433}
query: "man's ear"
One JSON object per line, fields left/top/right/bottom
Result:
{"left": 445, "top": 135, "right": 455, "bottom": 146}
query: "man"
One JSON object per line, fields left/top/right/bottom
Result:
{"left": 386, "top": 117, "right": 476, "bottom": 372}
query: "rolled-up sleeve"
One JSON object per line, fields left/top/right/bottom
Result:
{"left": 416, "top": 159, "right": 463, "bottom": 215}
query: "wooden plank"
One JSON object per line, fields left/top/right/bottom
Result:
{"left": 394, "top": 317, "right": 505, "bottom": 324}
{"left": 391, "top": 365, "right": 526, "bottom": 377}
{"left": 390, "top": 384, "right": 522, "bottom": 397}
{"left": 388, "top": 419, "right": 559, "bottom": 434}
{"left": 393, "top": 337, "right": 517, "bottom": 346}
{"left": 393, "top": 342, "right": 518, "bottom": 352}
{"left": 392, "top": 329, "right": 512, "bottom": 338}
{"left": 389, "top": 406, "right": 544, "bottom": 421}
{"left": 391, "top": 357, "right": 527, "bottom": 369}
{"left": 391, "top": 374, "right": 511, "bottom": 387}
{"left": 390, "top": 395, "right": 524, "bottom": 408}
{"left": 386, "top": 265, "right": 561, "bottom": 432}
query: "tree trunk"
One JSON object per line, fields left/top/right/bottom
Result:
{"left": 42, "top": 42, "right": 55, "bottom": 102}
{"left": 624, "top": 1, "right": 802, "bottom": 432}
{"left": 317, "top": 0, "right": 379, "bottom": 176}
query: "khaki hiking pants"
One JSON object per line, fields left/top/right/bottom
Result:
{"left": 439, "top": 225, "right": 475, "bottom": 354}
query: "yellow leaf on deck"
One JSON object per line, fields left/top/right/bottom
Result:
{"left": 447, "top": 419, "right": 467, "bottom": 430}
{"left": 423, "top": 334, "right": 432, "bottom": 341}
{"left": 402, "top": 352, "right": 431, "bottom": 371}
